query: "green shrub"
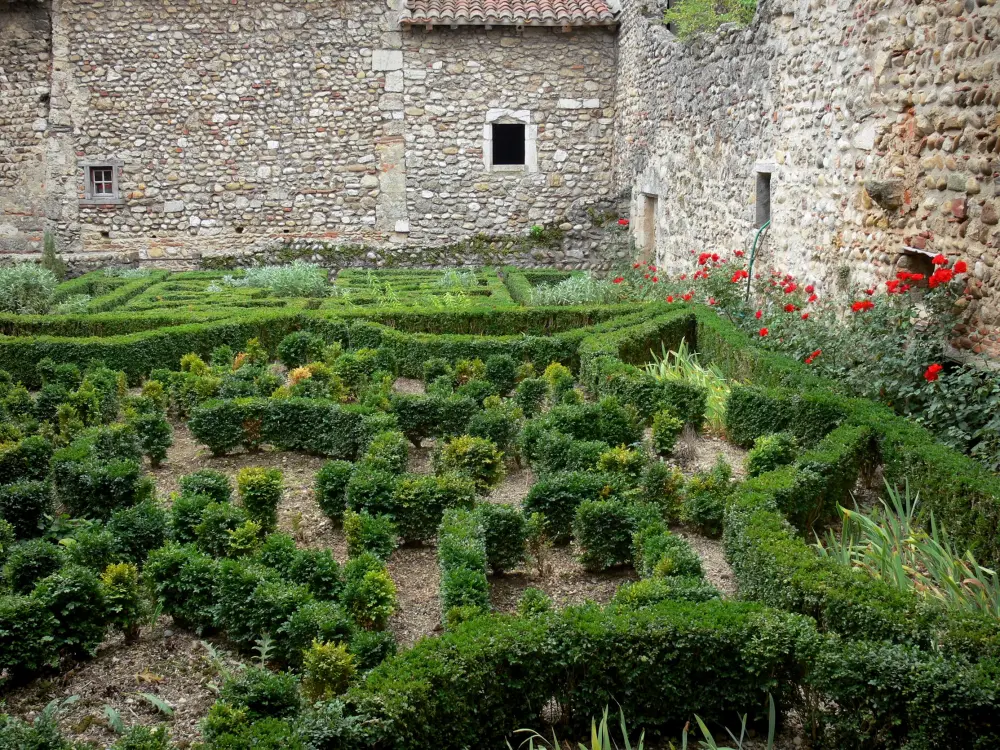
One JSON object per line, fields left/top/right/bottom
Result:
{"left": 361, "top": 430, "right": 409, "bottom": 474}
{"left": 109, "top": 725, "right": 172, "bottom": 750}
{"left": 238, "top": 467, "right": 283, "bottom": 532}
{"left": 485, "top": 354, "right": 517, "bottom": 395}
{"left": 632, "top": 522, "right": 703, "bottom": 579}
{"left": 66, "top": 524, "right": 118, "bottom": 571}
{"left": 179, "top": 469, "right": 233, "bottom": 504}
{"left": 214, "top": 559, "right": 284, "bottom": 647}
{"left": 0, "top": 481, "right": 51, "bottom": 539}
{"left": 746, "top": 432, "right": 798, "bottom": 477}
{"left": 541, "top": 397, "right": 643, "bottom": 448}
{"left": 467, "top": 401, "right": 522, "bottom": 456}
{"left": 342, "top": 553, "right": 397, "bottom": 630}
{"left": 52, "top": 451, "right": 148, "bottom": 520}
{"left": 315, "top": 460, "right": 354, "bottom": 523}
{"left": 128, "top": 411, "right": 173, "bottom": 467}
{"left": 169, "top": 492, "right": 214, "bottom": 544}
{"left": 389, "top": 393, "right": 477, "bottom": 447}
{"left": 523, "top": 428, "right": 610, "bottom": 475}
{"left": 389, "top": 472, "right": 477, "bottom": 543}
{"left": 5, "top": 539, "right": 64, "bottom": 594}
{"left": 288, "top": 548, "right": 343, "bottom": 601}
{"left": 474, "top": 503, "right": 526, "bottom": 575}
{"left": 433, "top": 435, "right": 505, "bottom": 493}
{"left": 277, "top": 331, "right": 326, "bottom": 368}
{"left": 220, "top": 665, "right": 302, "bottom": 719}
{"left": 107, "top": 499, "right": 168, "bottom": 564}
{"left": 0, "top": 436, "right": 53, "bottom": 485}
{"left": 639, "top": 461, "right": 684, "bottom": 521}
{"left": 101, "top": 562, "right": 144, "bottom": 642}
{"left": 514, "top": 377, "right": 547, "bottom": 418}
{"left": 422, "top": 357, "right": 452, "bottom": 384}
{"left": 0, "top": 263, "right": 57, "bottom": 314}
{"left": 438, "top": 508, "right": 489, "bottom": 616}
{"left": 346, "top": 464, "right": 398, "bottom": 517}
{"left": 195, "top": 501, "right": 251, "bottom": 557}
{"left": 681, "top": 457, "right": 734, "bottom": 537}
{"left": 31, "top": 564, "right": 106, "bottom": 658}
{"left": 189, "top": 398, "right": 265, "bottom": 455}
{"left": 597, "top": 445, "right": 646, "bottom": 479}
{"left": 349, "top": 629, "right": 397, "bottom": 671}
{"left": 0, "top": 594, "right": 57, "bottom": 678}
{"left": 612, "top": 576, "right": 720, "bottom": 607}
{"left": 279, "top": 600, "right": 354, "bottom": 667}
{"left": 523, "top": 471, "right": 623, "bottom": 544}
{"left": 651, "top": 410, "right": 684, "bottom": 456}
{"left": 302, "top": 641, "right": 356, "bottom": 701}
{"left": 573, "top": 500, "right": 648, "bottom": 572}
{"left": 34, "top": 383, "right": 69, "bottom": 423}
{"left": 343, "top": 510, "right": 398, "bottom": 561}
{"left": 517, "top": 587, "right": 553, "bottom": 617}
{"left": 144, "top": 543, "right": 220, "bottom": 633}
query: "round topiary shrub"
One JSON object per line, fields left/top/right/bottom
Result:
{"left": 433, "top": 435, "right": 505, "bottom": 494}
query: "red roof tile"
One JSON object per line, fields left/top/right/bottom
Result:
{"left": 401, "top": 0, "right": 617, "bottom": 27}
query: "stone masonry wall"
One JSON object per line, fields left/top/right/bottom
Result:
{"left": 0, "top": 0, "right": 619, "bottom": 269}
{"left": 614, "top": 0, "right": 1000, "bottom": 356}
{"left": 0, "top": 1, "right": 51, "bottom": 254}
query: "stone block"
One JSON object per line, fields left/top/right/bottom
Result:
{"left": 372, "top": 50, "right": 402, "bottom": 71}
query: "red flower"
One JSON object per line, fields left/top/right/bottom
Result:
{"left": 731, "top": 270, "right": 749, "bottom": 283}
{"left": 954, "top": 260, "right": 968, "bottom": 274}
{"left": 811, "top": 349, "right": 822, "bottom": 358}
{"left": 801, "top": 312, "right": 810, "bottom": 320}
{"left": 708, "top": 297, "right": 717, "bottom": 305}
{"left": 652, "top": 276, "right": 658, "bottom": 282}
{"left": 783, "top": 283, "right": 798, "bottom": 294}
{"left": 929, "top": 268, "right": 953, "bottom": 288}
{"left": 755, "top": 310, "right": 762, "bottom": 319}
{"left": 864, "top": 288, "right": 875, "bottom": 296}
{"left": 805, "top": 357, "right": 814, "bottom": 364}
{"left": 698, "top": 252, "right": 711, "bottom": 266}
{"left": 805, "top": 284, "right": 815, "bottom": 293}
{"left": 735, "top": 250, "right": 744, "bottom": 257}
{"left": 932, "top": 254, "right": 947, "bottom": 266}
{"left": 644, "top": 274, "right": 650, "bottom": 279}
{"left": 612, "top": 276, "right": 624, "bottom": 284}
{"left": 759, "top": 327, "right": 769, "bottom": 337}
{"left": 852, "top": 300, "right": 874, "bottom": 312}
{"left": 924, "top": 363, "right": 943, "bottom": 382}
{"left": 807, "top": 293, "right": 818, "bottom": 303}
{"left": 648, "top": 264, "right": 656, "bottom": 271}
{"left": 633, "top": 263, "right": 641, "bottom": 268}
{"left": 666, "top": 295, "right": 674, "bottom": 303}
{"left": 784, "top": 303, "right": 797, "bottom": 313}
{"left": 679, "top": 274, "right": 687, "bottom": 280}
{"left": 886, "top": 279, "right": 900, "bottom": 294}
{"left": 682, "top": 293, "right": 693, "bottom": 302}
{"left": 618, "top": 218, "right": 629, "bottom": 226}
{"left": 711, "top": 253, "right": 720, "bottom": 263}
{"left": 900, "top": 284, "right": 911, "bottom": 293}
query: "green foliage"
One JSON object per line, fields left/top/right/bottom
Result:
{"left": 315, "top": 460, "right": 354, "bottom": 523}
{"left": 5, "top": 539, "right": 64, "bottom": 593}
{"left": 220, "top": 666, "right": 302, "bottom": 719}
{"left": 277, "top": 331, "right": 326, "bottom": 368}
{"left": 390, "top": 393, "right": 477, "bottom": 447}
{"left": 0, "top": 436, "right": 53, "bottom": 485}
{"left": 279, "top": 600, "right": 354, "bottom": 668}
{"left": 638, "top": 461, "right": 684, "bottom": 521}
{"left": 467, "top": 400, "right": 523, "bottom": 456}
{"left": 40, "top": 231, "right": 66, "bottom": 281}
{"left": 531, "top": 275, "right": 626, "bottom": 306}
{"left": 144, "top": 543, "right": 219, "bottom": 633}
{"left": 438, "top": 508, "right": 489, "bottom": 617}
{"left": 0, "top": 264, "right": 57, "bottom": 314}
{"left": 523, "top": 471, "right": 624, "bottom": 544}
{"left": 349, "top": 629, "right": 396, "bottom": 671}
{"left": 341, "top": 553, "right": 397, "bottom": 630}
{"left": 32, "top": 564, "right": 106, "bottom": 658}
{"left": 484, "top": 354, "right": 518, "bottom": 395}
{"left": 302, "top": 641, "right": 355, "bottom": 701}
{"left": 238, "top": 467, "right": 283, "bottom": 532}
{"left": 746, "top": 432, "right": 798, "bottom": 478}
{"left": 242, "top": 261, "right": 328, "bottom": 298}
{"left": 474, "top": 503, "right": 527, "bottom": 575}
{"left": 107, "top": 499, "right": 168, "bottom": 564}
{"left": 65, "top": 524, "right": 117, "bottom": 571}
{"left": 0, "top": 481, "right": 52, "bottom": 539}
{"left": 169, "top": 492, "right": 214, "bottom": 544}
{"left": 346, "top": 464, "right": 397, "bottom": 517}
{"left": 514, "top": 377, "right": 547, "bottom": 418}
{"left": 573, "top": 500, "right": 658, "bottom": 572}
{"left": 195, "top": 502, "right": 250, "bottom": 557}
{"left": 343, "top": 509, "right": 398, "bottom": 561}
{"left": 108, "top": 725, "right": 172, "bottom": 750}
{"left": 52, "top": 443, "right": 147, "bottom": 520}
{"left": 361, "top": 430, "right": 409, "bottom": 474}
{"left": 517, "top": 587, "right": 553, "bottom": 617}
{"left": 662, "top": 0, "right": 755, "bottom": 39}
{"left": 389, "top": 472, "right": 477, "bottom": 543}
{"left": 213, "top": 559, "right": 283, "bottom": 647}
{"left": 651, "top": 410, "right": 684, "bottom": 456}
{"left": 100, "top": 562, "right": 144, "bottom": 642}
{"left": 0, "top": 594, "right": 57, "bottom": 678}
{"left": 632, "top": 522, "right": 703, "bottom": 579}
{"left": 128, "top": 411, "right": 173, "bottom": 467}
{"left": 433, "top": 435, "right": 505, "bottom": 493}
{"left": 682, "top": 457, "right": 734, "bottom": 537}
{"left": 612, "top": 576, "right": 720, "bottom": 608}
{"left": 597, "top": 445, "right": 646, "bottom": 479}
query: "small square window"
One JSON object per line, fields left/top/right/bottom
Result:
{"left": 492, "top": 123, "right": 526, "bottom": 167}
{"left": 81, "top": 161, "right": 124, "bottom": 206}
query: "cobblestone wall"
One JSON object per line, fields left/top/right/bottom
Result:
{"left": 0, "top": 1, "right": 50, "bottom": 254}
{"left": 614, "top": 0, "right": 1000, "bottom": 355}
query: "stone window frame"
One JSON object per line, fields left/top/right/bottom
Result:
{"left": 80, "top": 159, "right": 125, "bottom": 206}
{"left": 483, "top": 109, "right": 538, "bottom": 174}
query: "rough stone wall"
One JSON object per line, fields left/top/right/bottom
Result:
{"left": 0, "top": 1, "right": 51, "bottom": 254}
{"left": 614, "top": 0, "right": 1000, "bottom": 355}
{"left": 0, "top": 0, "right": 619, "bottom": 268}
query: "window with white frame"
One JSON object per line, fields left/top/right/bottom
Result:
{"left": 483, "top": 109, "right": 537, "bottom": 173}
{"left": 81, "top": 160, "right": 124, "bottom": 205}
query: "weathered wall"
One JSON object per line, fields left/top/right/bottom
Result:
{"left": 1, "top": 0, "right": 619, "bottom": 269}
{"left": 614, "top": 0, "right": 1000, "bottom": 355}
{"left": 0, "top": 0, "right": 50, "bottom": 254}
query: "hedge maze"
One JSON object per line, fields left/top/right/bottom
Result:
{"left": 0, "top": 266, "right": 997, "bottom": 749}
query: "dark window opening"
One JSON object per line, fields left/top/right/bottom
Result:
{"left": 90, "top": 166, "right": 114, "bottom": 196}
{"left": 100, "top": 231, "right": 110, "bottom": 239}
{"left": 492, "top": 123, "right": 525, "bottom": 166}
{"left": 235, "top": 226, "right": 245, "bottom": 234}
{"left": 755, "top": 172, "right": 771, "bottom": 228}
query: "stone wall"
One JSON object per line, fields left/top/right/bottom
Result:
{"left": 0, "top": 1, "right": 50, "bottom": 254}
{"left": 0, "top": 0, "right": 619, "bottom": 269}
{"left": 614, "top": 0, "right": 1000, "bottom": 355}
